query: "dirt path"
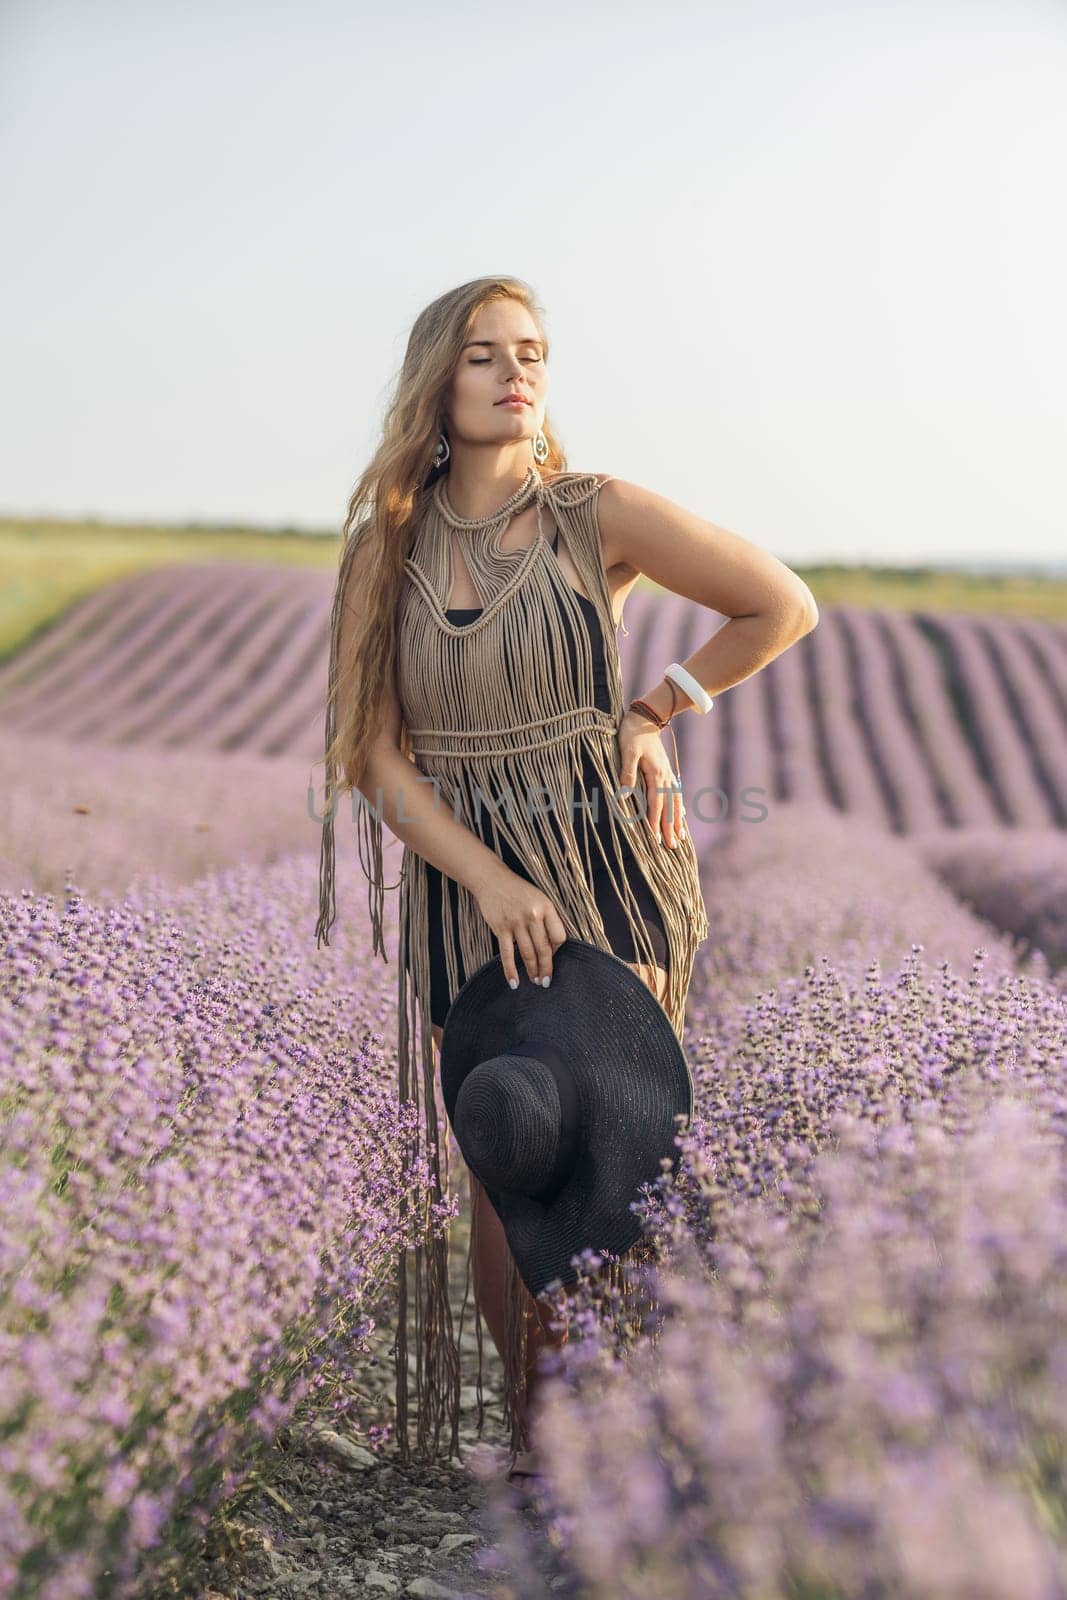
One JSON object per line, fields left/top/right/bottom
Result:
{"left": 172, "top": 1191, "right": 579, "bottom": 1599}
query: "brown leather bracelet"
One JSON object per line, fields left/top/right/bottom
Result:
{"left": 628, "top": 678, "right": 680, "bottom": 730}
{"left": 629, "top": 697, "right": 667, "bottom": 728}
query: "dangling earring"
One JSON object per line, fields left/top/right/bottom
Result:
{"left": 532, "top": 426, "right": 549, "bottom": 465}
{"left": 433, "top": 431, "right": 450, "bottom": 468}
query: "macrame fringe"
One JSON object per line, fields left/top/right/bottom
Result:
{"left": 314, "top": 520, "right": 396, "bottom": 960}
{"left": 321, "top": 470, "right": 708, "bottom": 1462}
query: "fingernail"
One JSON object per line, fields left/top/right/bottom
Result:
{"left": 542, "top": 975, "right": 551, "bottom": 987}
{"left": 509, "top": 977, "right": 519, "bottom": 990}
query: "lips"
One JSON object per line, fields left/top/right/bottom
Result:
{"left": 496, "top": 396, "right": 531, "bottom": 406}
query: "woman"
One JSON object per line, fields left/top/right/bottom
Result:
{"left": 315, "top": 276, "right": 818, "bottom": 1476}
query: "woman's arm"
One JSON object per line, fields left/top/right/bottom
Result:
{"left": 337, "top": 539, "right": 568, "bottom": 990}
{"left": 596, "top": 476, "right": 819, "bottom": 713}
{"left": 595, "top": 476, "right": 819, "bottom": 847}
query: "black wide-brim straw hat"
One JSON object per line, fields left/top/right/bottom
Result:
{"left": 439, "top": 937, "right": 693, "bottom": 1299}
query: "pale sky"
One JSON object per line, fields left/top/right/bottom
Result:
{"left": 1, "top": 0, "right": 1064, "bottom": 566}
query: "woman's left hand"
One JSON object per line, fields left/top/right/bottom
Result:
{"left": 616, "top": 710, "right": 685, "bottom": 850}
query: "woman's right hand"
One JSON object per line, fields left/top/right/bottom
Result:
{"left": 474, "top": 867, "right": 569, "bottom": 992}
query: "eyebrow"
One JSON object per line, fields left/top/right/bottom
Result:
{"left": 461, "top": 338, "right": 544, "bottom": 350}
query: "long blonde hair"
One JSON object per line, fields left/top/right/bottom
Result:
{"left": 314, "top": 275, "right": 567, "bottom": 946}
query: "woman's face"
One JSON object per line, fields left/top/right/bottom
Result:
{"left": 446, "top": 302, "right": 547, "bottom": 449}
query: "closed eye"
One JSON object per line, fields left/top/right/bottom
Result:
{"left": 469, "top": 356, "right": 542, "bottom": 364}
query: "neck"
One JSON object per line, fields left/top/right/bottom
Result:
{"left": 438, "top": 459, "right": 538, "bottom": 522}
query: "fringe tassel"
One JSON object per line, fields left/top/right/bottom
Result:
{"left": 315, "top": 523, "right": 397, "bottom": 958}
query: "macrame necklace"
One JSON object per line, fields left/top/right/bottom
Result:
{"left": 428, "top": 466, "right": 548, "bottom": 614}
{"left": 432, "top": 464, "right": 542, "bottom": 532}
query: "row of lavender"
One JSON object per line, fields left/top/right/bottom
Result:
{"left": 5, "top": 799, "right": 1064, "bottom": 1598}
{"left": 1, "top": 566, "right": 1064, "bottom": 832}
{"left": 482, "top": 809, "right": 1067, "bottom": 1600}
{"left": 0, "top": 853, "right": 428, "bottom": 1600}
{"left": 0, "top": 566, "right": 331, "bottom": 761}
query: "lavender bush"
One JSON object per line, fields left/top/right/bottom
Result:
{"left": 687, "top": 803, "right": 1042, "bottom": 1017}
{"left": 0, "top": 857, "right": 440, "bottom": 1600}
{"left": 480, "top": 946, "right": 1067, "bottom": 1599}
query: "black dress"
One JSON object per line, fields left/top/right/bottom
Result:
{"left": 405, "top": 527, "right": 670, "bottom": 1026}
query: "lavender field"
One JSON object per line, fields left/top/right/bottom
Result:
{"left": 3, "top": 564, "right": 1066, "bottom": 832}
{"left": 2, "top": 562, "right": 1067, "bottom": 1600}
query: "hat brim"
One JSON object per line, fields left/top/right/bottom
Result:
{"left": 439, "top": 939, "right": 692, "bottom": 1297}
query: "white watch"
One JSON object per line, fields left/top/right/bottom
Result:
{"left": 664, "top": 662, "right": 714, "bottom": 714}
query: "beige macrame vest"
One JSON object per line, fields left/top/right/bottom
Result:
{"left": 318, "top": 466, "right": 708, "bottom": 1463}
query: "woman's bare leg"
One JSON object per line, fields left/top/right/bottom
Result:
{"left": 430, "top": 958, "right": 667, "bottom": 1445}
{"left": 431, "top": 1019, "right": 561, "bottom": 1414}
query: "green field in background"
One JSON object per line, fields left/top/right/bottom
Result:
{"left": 2, "top": 514, "right": 1064, "bottom": 662}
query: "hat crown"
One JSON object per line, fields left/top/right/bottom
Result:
{"left": 454, "top": 1054, "right": 579, "bottom": 1202}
